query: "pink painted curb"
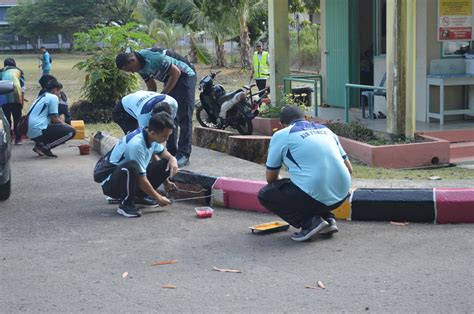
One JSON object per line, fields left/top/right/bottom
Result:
{"left": 212, "top": 177, "right": 269, "bottom": 213}
{"left": 435, "top": 189, "right": 474, "bottom": 224}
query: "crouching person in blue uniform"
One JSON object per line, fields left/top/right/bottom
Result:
{"left": 258, "top": 106, "right": 353, "bottom": 242}
{"left": 27, "top": 80, "right": 76, "bottom": 158}
{"left": 95, "top": 112, "right": 178, "bottom": 218}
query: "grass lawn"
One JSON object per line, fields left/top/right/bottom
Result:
{"left": 4, "top": 53, "right": 472, "bottom": 180}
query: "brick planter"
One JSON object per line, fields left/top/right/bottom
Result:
{"left": 338, "top": 136, "right": 450, "bottom": 168}
{"left": 251, "top": 117, "right": 281, "bottom": 136}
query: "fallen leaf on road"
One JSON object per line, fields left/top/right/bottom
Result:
{"left": 161, "top": 284, "right": 177, "bottom": 289}
{"left": 390, "top": 221, "right": 409, "bottom": 226}
{"left": 213, "top": 266, "right": 242, "bottom": 273}
{"left": 428, "top": 176, "right": 441, "bottom": 180}
{"left": 317, "top": 281, "right": 326, "bottom": 289}
{"left": 151, "top": 259, "right": 177, "bottom": 266}
{"left": 122, "top": 272, "right": 128, "bottom": 278}
{"left": 305, "top": 285, "right": 318, "bottom": 290}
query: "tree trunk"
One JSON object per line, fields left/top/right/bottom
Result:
{"left": 215, "top": 37, "right": 226, "bottom": 67}
{"left": 227, "top": 135, "right": 271, "bottom": 164}
{"left": 188, "top": 34, "right": 198, "bottom": 64}
{"left": 238, "top": 6, "right": 251, "bottom": 69}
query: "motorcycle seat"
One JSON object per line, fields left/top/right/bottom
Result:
{"left": 242, "top": 84, "right": 256, "bottom": 90}
{"left": 217, "top": 89, "right": 244, "bottom": 106}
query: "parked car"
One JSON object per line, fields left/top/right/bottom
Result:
{"left": 0, "top": 80, "right": 14, "bottom": 201}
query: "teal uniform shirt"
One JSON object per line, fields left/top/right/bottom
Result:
{"left": 42, "top": 52, "right": 51, "bottom": 71}
{"left": 121, "top": 91, "right": 178, "bottom": 127}
{"left": 27, "top": 93, "right": 59, "bottom": 139}
{"left": 102, "top": 128, "right": 165, "bottom": 185}
{"left": 266, "top": 120, "right": 351, "bottom": 206}
{"left": 137, "top": 49, "right": 195, "bottom": 83}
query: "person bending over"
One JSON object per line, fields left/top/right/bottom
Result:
{"left": 115, "top": 49, "right": 196, "bottom": 167}
{"left": 27, "top": 80, "right": 76, "bottom": 158}
{"left": 112, "top": 90, "right": 177, "bottom": 134}
{"left": 258, "top": 106, "right": 353, "bottom": 242}
{"left": 95, "top": 112, "right": 178, "bottom": 218}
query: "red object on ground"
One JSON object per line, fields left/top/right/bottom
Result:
{"left": 213, "top": 177, "right": 268, "bottom": 213}
{"left": 195, "top": 207, "right": 214, "bottom": 218}
{"left": 435, "top": 189, "right": 474, "bottom": 224}
{"left": 78, "top": 144, "right": 91, "bottom": 155}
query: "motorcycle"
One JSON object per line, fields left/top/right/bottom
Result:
{"left": 195, "top": 71, "right": 269, "bottom": 135}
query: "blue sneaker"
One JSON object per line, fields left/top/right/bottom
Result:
{"left": 291, "top": 216, "right": 328, "bottom": 242}
{"left": 176, "top": 154, "right": 190, "bottom": 168}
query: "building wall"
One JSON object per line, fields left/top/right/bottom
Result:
{"left": 372, "top": 0, "right": 467, "bottom": 122}
{"left": 320, "top": 0, "right": 327, "bottom": 105}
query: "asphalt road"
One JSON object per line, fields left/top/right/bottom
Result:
{"left": 1, "top": 141, "right": 473, "bottom": 313}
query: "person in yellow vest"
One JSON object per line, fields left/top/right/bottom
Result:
{"left": 249, "top": 42, "right": 270, "bottom": 93}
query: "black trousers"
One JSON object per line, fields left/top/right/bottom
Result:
{"left": 167, "top": 75, "right": 196, "bottom": 157}
{"left": 258, "top": 179, "right": 346, "bottom": 229}
{"left": 31, "top": 123, "right": 76, "bottom": 150}
{"left": 112, "top": 101, "right": 138, "bottom": 134}
{"left": 255, "top": 79, "right": 267, "bottom": 97}
{"left": 2, "top": 103, "right": 22, "bottom": 140}
{"left": 102, "top": 159, "right": 170, "bottom": 206}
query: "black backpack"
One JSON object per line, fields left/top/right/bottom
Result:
{"left": 93, "top": 149, "right": 117, "bottom": 183}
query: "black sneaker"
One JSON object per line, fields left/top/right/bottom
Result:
{"left": 318, "top": 218, "right": 339, "bottom": 235}
{"left": 290, "top": 217, "right": 329, "bottom": 242}
{"left": 134, "top": 196, "right": 159, "bottom": 208}
{"left": 117, "top": 204, "right": 142, "bottom": 218}
{"left": 33, "top": 144, "right": 45, "bottom": 156}
{"left": 42, "top": 147, "right": 58, "bottom": 158}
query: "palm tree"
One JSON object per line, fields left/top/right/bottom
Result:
{"left": 221, "top": 0, "right": 267, "bottom": 69}
{"left": 100, "top": 0, "right": 140, "bottom": 25}
{"left": 163, "top": 0, "right": 236, "bottom": 67}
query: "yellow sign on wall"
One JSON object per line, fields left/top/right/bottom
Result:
{"left": 438, "top": 0, "right": 473, "bottom": 41}
{"left": 440, "top": 0, "right": 472, "bottom": 16}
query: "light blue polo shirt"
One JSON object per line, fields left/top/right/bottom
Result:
{"left": 266, "top": 120, "right": 351, "bottom": 206}
{"left": 108, "top": 128, "right": 165, "bottom": 178}
{"left": 137, "top": 49, "right": 195, "bottom": 82}
{"left": 121, "top": 91, "right": 177, "bottom": 127}
{"left": 42, "top": 52, "right": 51, "bottom": 71}
{"left": 27, "top": 93, "right": 58, "bottom": 139}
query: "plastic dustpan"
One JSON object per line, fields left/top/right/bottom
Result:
{"left": 249, "top": 221, "right": 290, "bottom": 234}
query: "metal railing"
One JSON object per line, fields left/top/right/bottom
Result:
{"left": 344, "top": 83, "right": 386, "bottom": 122}
{"left": 283, "top": 75, "right": 323, "bottom": 116}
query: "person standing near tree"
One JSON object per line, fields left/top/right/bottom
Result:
{"left": 1, "top": 58, "right": 25, "bottom": 144}
{"left": 38, "top": 47, "right": 52, "bottom": 76}
{"left": 115, "top": 48, "right": 196, "bottom": 168}
{"left": 249, "top": 42, "right": 270, "bottom": 93}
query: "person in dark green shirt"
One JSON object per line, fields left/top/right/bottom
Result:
{"left": 116, "top": 49, "right": 196, "bottom": 167}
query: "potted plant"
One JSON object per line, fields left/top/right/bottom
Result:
{"left": 252, "top": 93, "right": 308, "bottom": 136}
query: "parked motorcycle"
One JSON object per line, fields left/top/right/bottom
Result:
{"left": 195, "top": 71, "right": 269, "bottom": 135}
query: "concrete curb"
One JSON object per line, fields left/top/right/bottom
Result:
{"left": 91, "top": 132, "right": 474, "bottom": 224}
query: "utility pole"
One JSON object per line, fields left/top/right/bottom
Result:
{"left": 386, "top": 0, "right": 416, "bottom": 137}
{"left": 268, "top": 0, "right": 290, "bottom": 106}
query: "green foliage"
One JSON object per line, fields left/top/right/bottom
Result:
{"left": 73, "top": 23, "right": 154, "bottom": 121}
{"left": 6, "top": 0, "right": 101, "bottom": 46}
{"left": 70, "top": 100, "right": 115, "bottom": 124}
{"left": 259, "top": 94, "right": 307, "bottom": 119}
{"left": 323, "top": 121, "right": 422, "bottom": 146}
{"left": 290, "top": 24, "right": 320, "bottom": 66}
{"left": 98, "top": 0, "right": 140, "bottom": 25}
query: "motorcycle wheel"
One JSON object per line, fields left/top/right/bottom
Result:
{"left": 234, "top": 106, "right": 253, "bottom": 135}
{"left": 196, "top": 103, "right": 218, "bottom": 129}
